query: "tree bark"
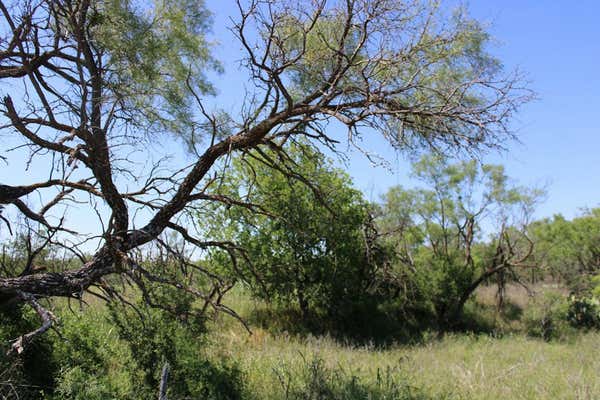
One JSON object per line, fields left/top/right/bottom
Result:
{"left": 158, "top": 362, "right": 170, "bottom": 400}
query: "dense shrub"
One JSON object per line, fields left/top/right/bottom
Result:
{"left": 0, "top": 304, "right": 58, "bottom": 400}
{"left": 1, "top": 292, "right": 246, "bottom": 400}
{"left": 49, "top": 309, "right": 137, "bottom": 400}
{"left": 529, "top": 209, "right": 600, "bottom": 293}
{"left": 378, "top": 156, "right": 541, "bottom": 331}
{"left": 522, "top": 293, "right": 574, "bottom": 341}
{"left": 208, "top": 143, "right": 386, "bottom": 329}
{"left": 106, "top": 288, "right": 247, "bottom": 400}
{"left": 566, "top": 295, "right": 600, "bottom": 329}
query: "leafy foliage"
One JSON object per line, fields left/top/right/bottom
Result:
{"left": 89, "top": 0, "right": 220, "bottom": 137}
{"left": 378, "top": 154, "right": 541, "bottom": 328}
{"left": 50, "top": 311, "right": 136, "bottom": 400}
{"left": 0, "top": 305, "right": 58, "bottom": 399}
{"left": 1, "top": 286, "right": 245, "bottom": 399}
{"left": 106, "top": 282, "right": 246, "bottom": 399}
{"left": 530, "top": 208, "right": 600, "bottom": 292}
{"left": 566, "top": 295, "right": 600, "bottom": 329}
{"left": 521, "top": 292, "right": 573, "bottom": 341}
{"left": 207, "top": 142, "right": 380, "bottom": 326}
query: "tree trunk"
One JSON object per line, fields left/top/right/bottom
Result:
{"left": 158, "top": 362, "right": 170, "bottom": 400}
{"left": 297, "top": 289, "right": 309, "bottom": 322}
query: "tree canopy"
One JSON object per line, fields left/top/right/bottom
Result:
{"left": 207, "top": 142, "right": 374, "bottom": 321}
{"left": 0, "top": 0, "right": 530, "bottom": 352}
{"left": 379, "top": 155, "right": 542, "bottom": 326}
{"left": 530, "top": 208, "right": 600, "bottom": 292}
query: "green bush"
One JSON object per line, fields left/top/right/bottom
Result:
{"left": 208, "top": 143, "right": 386, "bottom": 332}
{"left": 1, "top": 291, "right": 247, "bottom": 400}
{"left": 566, "top": 295, "right": 600, "bottom": 329}
{"left": 50, "top": 309, "right": 136, "bottom": 400}
{"left": 46, "top": 300, "right": 247, "bottom": 400}
{"left": 52, "top": 366, "right": 132, "bottom": 400}
{"left": 107, "top": 297, "right": 247, "bottom": 400}
{"left": 0, "top": 304, "right": 58, "bottom": 400}
{"left": 522, "top": 293, "right": 574, "bottom": 341}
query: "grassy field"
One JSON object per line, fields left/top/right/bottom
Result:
{"left": 209, "top": 328, "right": 600, "bottom": 399}
{"left": 204, "top": 287, "right": 600, "bottom": 400}
{"left": 40, "top": 284, "right": 598, "bottom": 399}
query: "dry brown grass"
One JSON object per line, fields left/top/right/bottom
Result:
{"left": 476, "top": 282, "right": 569, "bottom": 310}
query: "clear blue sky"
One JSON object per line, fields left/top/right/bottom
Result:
{"left": 467, "top": 0, "right": 600, "bottom": 219}
{"left": 205, "top": 0, "right": 600, "bottom": 220}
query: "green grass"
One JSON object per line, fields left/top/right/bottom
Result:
{"left": 38, "top": 285, "right": 600, "bottom": 399}
{"left": 206, "top": 287, "right": 600, "bottom": 400}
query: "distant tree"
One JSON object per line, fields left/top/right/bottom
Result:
{"left": 530, "top": 208, "right": 600, "bottom": 292}
{"left": 0, "top": 0, "right": 531, "bottom": 351}
{"left": 379, "top": 155, "right": 542, "bottom": 328}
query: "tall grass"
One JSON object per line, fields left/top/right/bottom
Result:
{"left": 4, "top": 285, "right": 598, "bottom": 399}
{"left": 207, "top": 287, "right": 600, "bottom": 400}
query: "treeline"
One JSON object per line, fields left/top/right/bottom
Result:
{"left": 206, "top": 143, "right": 600, "bottom": 336}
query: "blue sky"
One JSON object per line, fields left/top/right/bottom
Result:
{"left": 204, "top": 0, "right": 600, "bottom": 220}
{"left": 466, "top": 0, "right": 600, "bottom": 219}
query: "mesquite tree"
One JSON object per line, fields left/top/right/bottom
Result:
{"left": 379, "top": 155, "right": 542, "bottom": 327}
{"left": 0, "top": 0, "right": 530, "bottom": 353}
{"left": 207, "top": 142, "right": 373, "bottom": 322}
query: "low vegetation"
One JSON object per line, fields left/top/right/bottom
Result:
{"left": 3, "top": 283, "right": 600, "bottom": 399}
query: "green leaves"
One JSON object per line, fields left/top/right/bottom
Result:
{"left": 206, "top": 142, "right": 372, "bottom": 320}
{"left": 530, "top": 208, "right": 600, "bottom": 292}
{"left": 91, "top": 0, "right": 219, "bottom": 137}
{"left": 272, "top": 11, "right": 365, "bottom": 96}
{"left": 379, "top": 154, "right": 543, "bottom": 326}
